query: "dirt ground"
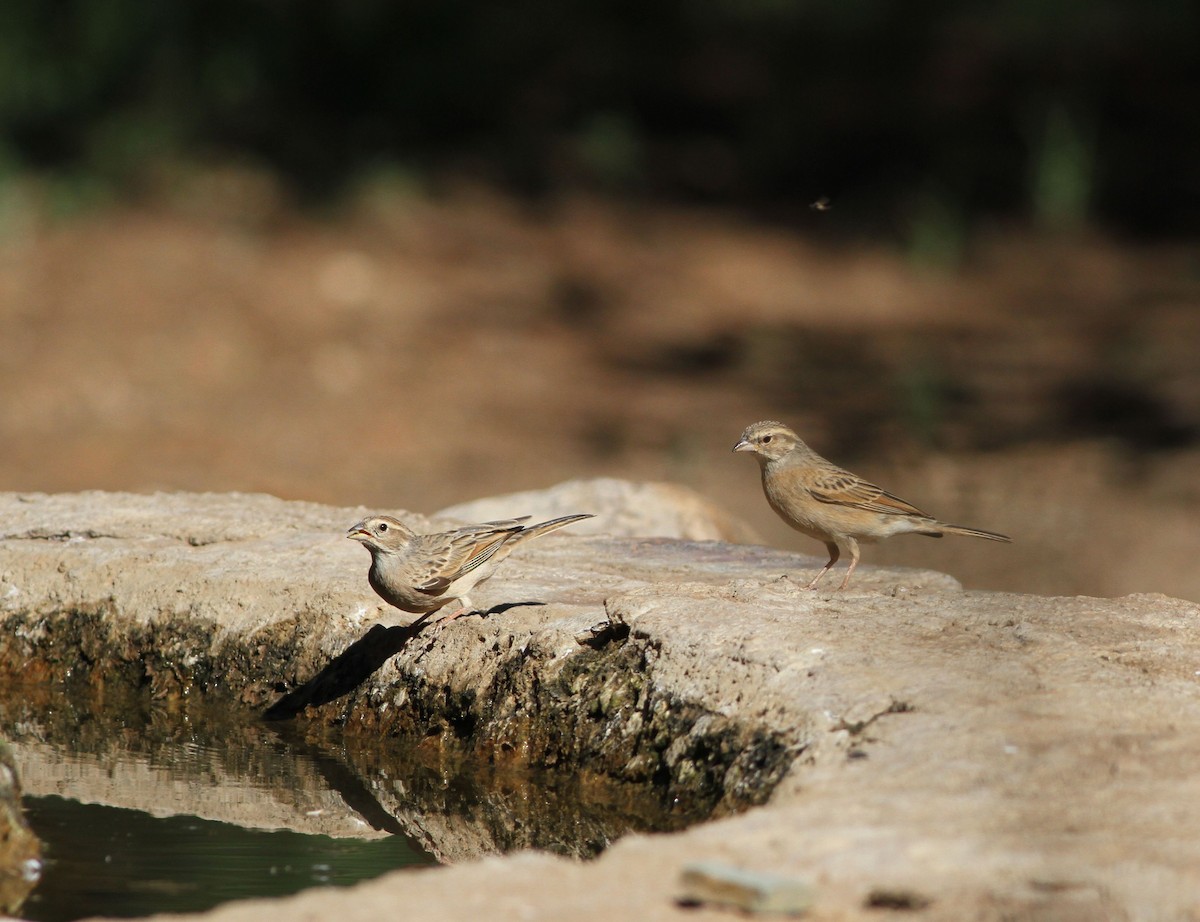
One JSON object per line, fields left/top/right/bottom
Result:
{"left": 1, "top": 178, "right": 1197, "bottom": 601}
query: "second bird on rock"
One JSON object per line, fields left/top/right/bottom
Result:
{"left": 734, "top": 420, "right": 1010, "bottom": 590}
{"left": 347, "top": 513, "right": 593, "bottom": 623}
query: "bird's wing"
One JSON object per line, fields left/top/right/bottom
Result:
{"left": 412, "top": 524, "right": 523, "bottom": 594}
{"left": 807, "top": 468, "right": 931, "bottom": 518}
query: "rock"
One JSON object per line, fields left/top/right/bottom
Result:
{"left": 0, "top": 487, "right": 1199, "bottom": 921}
{"left": 435, "top": 477, "right": 761, "bottom": 543}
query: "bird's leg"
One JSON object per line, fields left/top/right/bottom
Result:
{"left": 432, "top": 598, "right": 473, "bottom": 629}
{"left": 837, "top": 540, "right": 861, "bottom": 591}
{"left": 805, "top": 543, "right": 840, "bottom": 590}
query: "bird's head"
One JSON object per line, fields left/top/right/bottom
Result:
{"left": 346, "top": 515, "right": 414, "bottom": 553}
{"left": 732, "top": 420, "right": 802, "bottom": 463}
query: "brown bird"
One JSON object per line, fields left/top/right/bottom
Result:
{"left": 733, "top": 420, "right": 1010, "bottom": 590}
{"left": 347, "top": 513, "right": 593, "bottom": 621}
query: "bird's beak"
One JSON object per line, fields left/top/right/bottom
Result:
{"left": 346, "top": 525, "right": 370, "bottom": 541}
{"left": 732, "top": 439, "right": 753, "bottom": 453}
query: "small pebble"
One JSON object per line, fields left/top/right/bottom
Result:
{"left": 677, "top": 861, "right": 813, "bottom": 915}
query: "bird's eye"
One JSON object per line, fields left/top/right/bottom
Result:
{"left": 377, "top": 522, "right": 388, "bottom": 532}
{"left": 762, "top": 435, "right": 772, "bottom": 443}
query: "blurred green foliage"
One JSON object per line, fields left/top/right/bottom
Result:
{"left": 1029, "top": 104, "right": 1095, "bottom": 231}
{"left": 0, "top": 0, "right": 1195, "bottom": 235}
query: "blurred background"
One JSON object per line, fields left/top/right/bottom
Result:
{"left": 0, "top": 1, "right": 1197, "bottom": 600}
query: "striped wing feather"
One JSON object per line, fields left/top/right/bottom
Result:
{"left": 807, "top": 469, "right": 931, "bottom": 519}
{"left": 413, "top": 523, "right": 525, "bottom": 594}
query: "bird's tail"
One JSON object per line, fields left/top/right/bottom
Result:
{"left": 518, "top": 513, "right": 595, "bottom": 541}
{"left": 937, "top": 522, "right": 1012, "bottom": 543}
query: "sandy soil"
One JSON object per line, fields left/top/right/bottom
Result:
{"left": 1, "top": 181, "right": 1197, "bottom": 600}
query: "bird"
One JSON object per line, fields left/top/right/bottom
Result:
{"left": 733, "top": 420, "right": 1010, "bottom": 590}
{"left": 346, "top": 512, "right": 593, "bottom": 622}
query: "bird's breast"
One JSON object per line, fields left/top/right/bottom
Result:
{"left": 369, "top": 561, "right": 444, "bottom": 614}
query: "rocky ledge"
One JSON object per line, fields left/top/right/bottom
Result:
{"left": 1, "top": 482, "right": 1198, "bottom": 921}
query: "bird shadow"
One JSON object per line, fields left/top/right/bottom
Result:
{"left": 263, "top": 615, "right": 434, "bottom": 721}
{"left": 462, "top": 600, "right": 545, "bottom": 620}
{"left": 262, "top": 601, "right": 546, "bottom": 721}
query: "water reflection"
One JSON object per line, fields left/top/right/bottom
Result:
{"left": 23, "top": 796, "right": 430, "bottom": 922}
{"left": 0, "top": 686, "right": 701, "bottom": 920}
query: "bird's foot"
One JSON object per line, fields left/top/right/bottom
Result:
{"left": 431, "top": 606, "right": 473, "bottom": 632}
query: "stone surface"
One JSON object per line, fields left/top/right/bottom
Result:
{"left": 0, "top": 487, "right": 1198, "bottom": 921}
{"left": 436, "top": 477, "right": 761, "bottom": 543}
